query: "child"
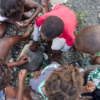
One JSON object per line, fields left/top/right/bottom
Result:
{"left": 0, "top": 62, "right": 28, "bottom": 100}
{"left": 80, "top": 68, "right": 100, "bottom": 100}
{"left": 29, "top": 63, "right": 98, "bottom": 100}
{"left": 0, "top": 25, "right": 34, "bottom": 100}
{"left": 75, "top": 26, "right": 100, "bottom": 65}
{"left": 0, "top": 0, "right": 42, "bottom": 38}
{"left": 29, "top": 3, "right": 77, "bottom": 61}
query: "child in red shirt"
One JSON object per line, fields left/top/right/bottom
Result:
{"left": 30, "top": 5, "right": 77, "bottom": 61}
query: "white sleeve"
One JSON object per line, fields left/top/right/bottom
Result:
{"left": 51, "top": 37, "right": 66, "bottom": 50}
{"left": 32, "top": 23, "right": 40, "bottom": 41}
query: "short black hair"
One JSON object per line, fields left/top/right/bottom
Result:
{"left": 41, "top": 16, "right": 64, "bottom": 40}
{"left": 75, "top": 26, "right": 100, "bottom": 54}
{"left": 0, "top": 59, "right": 11, "bottom": 91}
{"left": 1, "top": 0, "right": 25, "bottom": 19}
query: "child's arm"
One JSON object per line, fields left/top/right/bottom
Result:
{"left": 33, "top": 71, "right": 40, "bottom": 79}
{"left": 41, "top": 0, "right": 50, "bottom": 13}
{"left": 6, "top": 55, "right": 29, "bottom": 68}
{"left": 29, "top": 23, "right": 39, "bottom": 52}
{"left": 4, "top": 19, "right": 22, "bottom": 31}
{"left": 81, "top": 81, "right": 96, "bottom": 94}
{"left": 16, "top": 69, "right": 27, "bottom": 100}
{"left": 22, "top": 0, "right": 43, "bottom": 28}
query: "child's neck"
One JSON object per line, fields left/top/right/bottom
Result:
{"left": 41, "top": 86, "right": 47, "bottom": 97}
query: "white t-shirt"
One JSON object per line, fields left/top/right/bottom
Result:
{"left": 0, "top": 9, "right": 8, "bottom": 23}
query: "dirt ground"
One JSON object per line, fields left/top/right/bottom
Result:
{"left": 0, "top": 0, "right": 100, "bottom": 95}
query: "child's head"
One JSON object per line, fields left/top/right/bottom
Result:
{"left": 1, "top": 0, "right": 25, "bottom": 21}
{"left": 44, "top": 65, "right": 83, "bottom": 100}
{"left": 0, "top": 59, "right": 11, "bottom": 91}
{"left": 75, "top": 26, "right": 100, "bottom": 54}
{"left": 40, "top": 16, "right": 64, "bottom": 41}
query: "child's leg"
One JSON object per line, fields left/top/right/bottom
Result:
{"left": 41, "top": 0, "right": 50, "bottom": 13}
{"left": 6, "top": 86, "right": 32, "bottom": 100}
{"left": 0, "top": 23, "right": 7, "bottom": 38}
{"left": 0, "top": 30, "right": 31, "bottom": 61}
{"left": 50, "top": 42, "right": 71, "bottom": 62}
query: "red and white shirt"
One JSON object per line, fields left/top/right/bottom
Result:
{"left": 33, "top": 5, "right": 77, "bottom": 52}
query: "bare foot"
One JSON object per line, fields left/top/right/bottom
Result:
{"left": 23, "top": 24, "right": 34, "bottom": 43}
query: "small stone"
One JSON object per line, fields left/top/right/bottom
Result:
{"left": 50, "top": 0, "right": 67, "bottom": 6}
{"left": 14, "top": 68, "right": 17, "bottom": 71}
{"left": 43, "top": 53, "right": 48, "bottom": 60}
{"left": 98, "top": 13, "right": 100, "bottom": 19}
{"left": 9, "top": 58, "right": 14, "bottom": 62}
{"left": 16, "top": 51, "right": 19, "bottom": 55}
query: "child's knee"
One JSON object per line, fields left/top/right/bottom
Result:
{"left": 0, "top": 29, "right": 6, "bottom": 38}
{"left": 0, "top": 23, "right": 7, "bottom": 38}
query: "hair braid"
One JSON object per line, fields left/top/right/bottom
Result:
{"left": 1, "top": 0, "right": 25, "bottom": 19}
{"left": 0, "top": 59, "right": 11, "bottom": 91}
{"left": 44, "top": 65, "right": 83, "bottom": 100}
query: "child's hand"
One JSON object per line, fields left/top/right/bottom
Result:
{"left": 18, "top": 55, "right": 29, "bottom": 66}
{"left": 16, "top": 22, "right": 23, "bottom": 31}
{"left": 86, "top": 81, "right": 96, "bottom": 93}
{"left": 30, "top": 41, "right": 38, "bottom": 52}
{"left": 18, "top": 69, "right": 27, "bottom": 84}
{"left": 21, "top": 19, "right": 31, "bottom": 29}
{"left": 33, "top": 71, "right": 40, "bottom": 79}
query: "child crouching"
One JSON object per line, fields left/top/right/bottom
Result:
{"left": 29, "top": 63, "right": 83, "bottom": 100}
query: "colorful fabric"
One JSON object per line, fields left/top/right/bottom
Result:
{"left": 96, "top": 52, "right": 100, "bottom": 56}
{"left": 36, "top": 5, "right": 77, "bottom": 46}
{"left": 29, "top": 62, "right": 60, "bottom": 96}
{"left": 87, "top": 68, "right": 100, "bottom": 89}
{"left": 0, "top": 89, "right": 5, "bottom": 100}
{"left": 38, "top": 81, "right": 48, "bottom": 99}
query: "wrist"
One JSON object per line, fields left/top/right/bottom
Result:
{"left": 82, "top": 86, "right": 88, "bottom": 93}
{"left": 84, "top": 86, "right": 88, "bottom": 92}
{"left": 28, "top": 18, "right": 32, "bottom": 24}
{"left": 17, "top": 61, "right": 21, "bottom": 66}
{"left": 34, "top": 41, "right": 38, "bottom": 43}
{"left": 19, "top": 81, "right": 24, "bottom": 86}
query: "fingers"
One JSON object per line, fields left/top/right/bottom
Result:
{"left": 20, "top": 69, "right": 27, "bottom": 77}
{"left": 22, "top": 55, "right": 29, "bottom": 62}
{"left": 87, "top": 81, "right": 96, "bottom": 92}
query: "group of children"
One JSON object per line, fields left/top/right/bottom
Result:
{"left": 0, "top": 0, "right": 100, "bottom": 100}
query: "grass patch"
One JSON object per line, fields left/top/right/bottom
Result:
{"left": 76, "top": 11, "right": 87, "bottom": 29}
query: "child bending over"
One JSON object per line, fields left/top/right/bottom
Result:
{"left": 0, "top": 0, "right": 42, "bottom": 38}
{"left": 30, "top": 62, "right": 99, "bottom": 100}
{"left": 0, "top": 26, "right": 34, "bottom": 100}
{"left": 30, "top": 0, "right": 77, "bottom": 62}
{"left": 75, "top": 26, "right": 100, "bottom": 65}
{"left": 0, "top": 65, "right": 28, "bottom": 100}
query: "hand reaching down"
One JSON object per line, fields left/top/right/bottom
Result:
{"left": 18, "top": 54, "right": 29, "bottom": 66}
{"left": 30, "top": 41, "right": 38, "bottom": 52}
{"left": 21, "top": 19, "right": 31, "bottom": 29}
